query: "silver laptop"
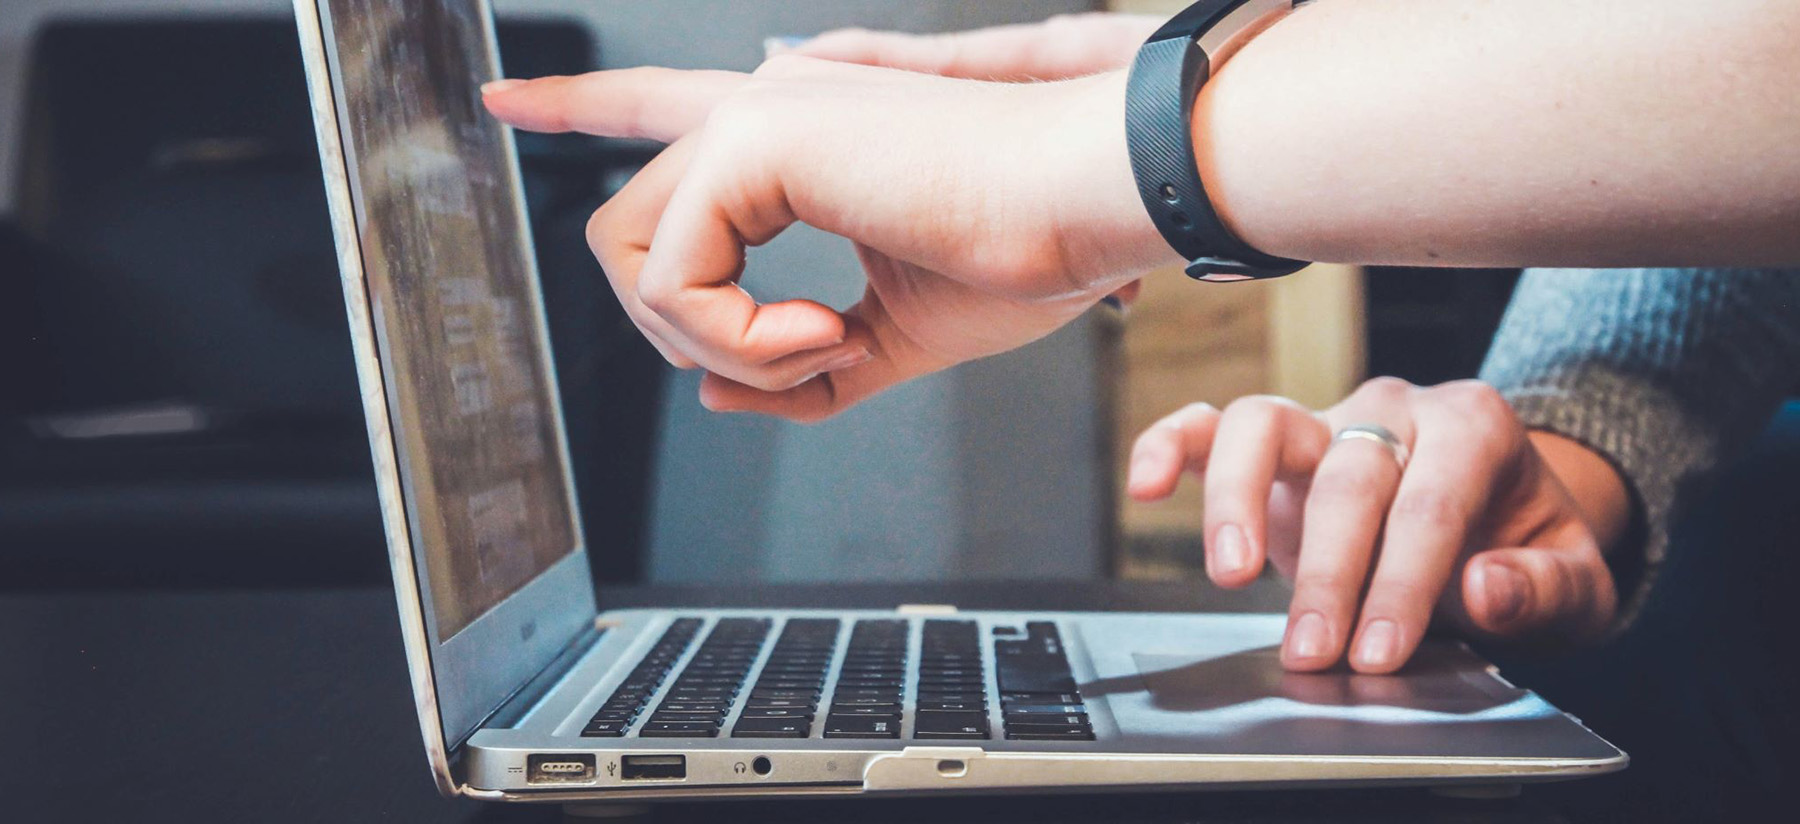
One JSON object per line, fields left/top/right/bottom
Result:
{"left": 293, "top": 0, "right": 1625, "bottom": 805}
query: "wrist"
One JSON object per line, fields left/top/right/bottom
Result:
{"left": 1529, "top": 429, "right": 1632, "bottom": 553}
{"left": 1040, "top": 70, "right": 1184, "bottom": 293}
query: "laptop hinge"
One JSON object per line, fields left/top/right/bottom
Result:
{"left": 471, "top": 622, "right": 606, "bottom": 738}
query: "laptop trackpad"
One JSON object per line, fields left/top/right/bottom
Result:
{"left": 1133, "top": 648, "right": 1520, "bottom": 715}
{"left": 1105, "top": 647, "right": 1568, "bottom": 757}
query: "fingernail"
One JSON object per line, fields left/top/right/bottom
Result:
{"left": 1355, "top": 619, "right": 1401, "bottom": 669}
{"left": 763, "top": 35, "right": 809, "bottom": 57}
{"left": 1289, "top": 612, "right": 1329, "bottom": 660}
{"left": 819, "top": 346, "right": 872, "bottom": 373}
{"left": 1213, "top": 524, "right": 1249, "bottom": 576}
{"left": 1482, "top": 562, "right": 1528, "bottom": 624}
{"left": 1128, "top": 449, "right": 1158, "bottom": 483}
{"left": 481, "top": 79, "right": 525, "bottom": 95}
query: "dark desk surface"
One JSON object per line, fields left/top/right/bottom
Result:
{"left": 0, "top": 580, "right": 1754, "bottom": 823}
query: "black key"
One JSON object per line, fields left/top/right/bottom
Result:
{"left": 590, "top": 710, "right": 638, "bottom": 723}
{"left": 1004, "top": 723, "right": 1094, "bottom": 741}
{"left": 1002, "top": 692, "right": 1082, "bottom": 706}
{"left": 915, "top": 711, "right": 989, "bottom": 739}
{"left": 833, "top": 688, "right": 903, "bottom": 700}
{"left": 751, "top": 688, "right": 818, "bottom": 700}
{"left": 758, "top": 679, "right": 825, "bottom": 691}
{"left": 739, "top": 707, "right": 812, "bottom": 718}
{"left": 917, "top": 677, "right": 986, "bottom": 690}
{"left": 581, "top": 721, "right": 629, "bottom": 736}
{"left": 993, "top": 662, "right": 1072, "bottom": 694}
{"left": 650, "top": 712, "right": 723, "bottom": 725}
{"left": 732, "top": 717, "right": 810, "bottom": 738}
{"left": 841, "top": 662, "right": 907, "bottom": 673}
{"left": 745, "top": 697, "right": 814, "bottom": 709}
{"left": 1005, "top": 712, "right": 1088, "bottom": 726}
{"left": 835, "top": 678, "right": 904, "bottom": 689}
{"left": 918, "top": 668, "right": 980, "bottom": 679}
{"left": 996, "top": 659, "right": 1077, "bottom": 694}
{"left": 828, "top": 704, "right": 903, "bottom": 716}
{"left": 1002, "top": 704, "right": 1086, "bottom": 716}
{"left": 639, "top": 721, "right": 720, "bottom": 738}
{"left": 831, "top": 694, "right": 903, "bottom": 706}
{"left": 918, "top": 691, "right": 985, "bottom": 704}
{"left": 657, "top": 702, "right": 726, "bottom": 713}
{"left": 760, "top": 661, "right": 825, "bottom": 672}
{"left": 1025, "top": 621, "right": 1060, "bottom": 639}
{"left": 823, "top": 715, "right": 901, "bottom": 738}
{"left": 919, "top": 699, "right": 986, "bottom": 712}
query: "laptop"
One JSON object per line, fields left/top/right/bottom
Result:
{"left": 293, "top": 0, "right": 1626, "bottom": 805}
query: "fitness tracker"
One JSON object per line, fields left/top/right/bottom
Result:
{"left": 1126, "top": 0, "right": 1309, "bottom": 282}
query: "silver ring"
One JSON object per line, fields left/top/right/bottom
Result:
{"left": 1332, "top": 424, "right": 1410, "bottom": 471}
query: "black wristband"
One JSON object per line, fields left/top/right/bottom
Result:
{"left": 1125, "top": 0, "right": 1308, "bottom": 282}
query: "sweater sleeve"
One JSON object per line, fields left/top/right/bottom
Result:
{"left": 1479, "top": 269, "right": 1800, "bottom": 631}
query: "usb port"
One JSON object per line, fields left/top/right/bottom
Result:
{"left": 526, "top": 753, "right": 595, "bottom": 784}
{"left": 620, "top": 754, "right": 686, "bottom": 781}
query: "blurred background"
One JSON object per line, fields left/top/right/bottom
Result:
{"left": 0, "top": 0, "right": 1521, "bottom": 593}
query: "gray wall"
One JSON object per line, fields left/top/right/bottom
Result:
{"left": 0, "top": 0, "right": 1116, "bottom": 584}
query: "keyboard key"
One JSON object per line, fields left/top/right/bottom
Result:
{"left": 915, "top": 710, "right": 989, "bottom": 739}
{"left": 640, "top": 721, "right": 721, "bottom": 738}
{"left": 1004, "top": 712, "right": 1088, "bottom": 726}
{"left": 745, "top": 697, "right": 813, "bottom": 709}
{"left": 581, "top": 721, "right": 629, "bottom": 737}
{"left": 739, "top": 707, "right": 812, "bottom": 718}
{"left": 919, "top": 699, "right": 986, "bottom": 712}
{"left": 1006, "top": 725, "right": 1096, "bottom": 741}
{"left": 732, "top": 717, "right": 810, "bottom": 738}
{"left": 835, "top": 694, "right": 907, "bottom": 708}
{"left": 1002, "top": 692, "right": 1082, "bottom": 706}
{"left": 1003, "top": 704, "right": 1087, "bottom": 716}
{"left": 828, "top": 704, "right": 903, "bottom": 716}
{"left": 996, "top": 660, "right": 1076, "bottom": 694}
{"left": 824, "top": 715, "right": 901, "bottom": 738}
{"left": 658, "top": 702, "right": 725, "bottom": 713}
{"left": 918, "top": 691, "right": 985, "bottom": 704}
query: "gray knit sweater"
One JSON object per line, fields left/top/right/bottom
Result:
{"left": 1479, "top": 269, "right": 1800, "bottom": 627}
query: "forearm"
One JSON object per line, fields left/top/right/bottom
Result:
{"left": 1196, "top": 0, "right": 1800, "bottom": 267}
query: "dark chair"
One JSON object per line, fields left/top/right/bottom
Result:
{"left": 0, "top": 17, "right": 662, "bottom": 589}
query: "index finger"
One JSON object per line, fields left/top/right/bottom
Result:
{"left": 481, "top": 68, "right": 747, "bottom": 142}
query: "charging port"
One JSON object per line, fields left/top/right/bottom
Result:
{"left": 526, "top": 754, "right": 596, "bottom": 784}
{"left": 620, "top": 754, "right": 686, "bottom": 781}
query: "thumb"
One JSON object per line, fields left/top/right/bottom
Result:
{"left": 1461, "top": 547, "right": 1618, "bottom": 642}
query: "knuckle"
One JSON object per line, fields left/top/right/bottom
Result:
{"left": 1223, "top": 394, "right": 1289, "bottom": 422}
{"left": 1308, "top": 462, "right": 1392, "bottom": 503}
{"left": 1431, "top": 380, "right": 1513, "bottom": 422}
{"left": 584, "top": 204, "right": 614, "bottom": 252}
{"left": 751, "top": 53, "right": 818, "bottom": 81}
{"left": 1355, "top": 376, "right": 1415, "bottom": 401}
{"left": 1156, "top": 401, "right": 1218, "bottom": 431}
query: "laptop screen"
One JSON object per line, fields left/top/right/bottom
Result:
{"left": 324, "top": 0, "right": 578, "bottom": 638}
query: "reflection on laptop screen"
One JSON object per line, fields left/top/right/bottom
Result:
{"left": 327, "top": 0, "right": 575, "bottom": 638}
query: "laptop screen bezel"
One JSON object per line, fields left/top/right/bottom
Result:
{"left": 294, "top": 0, "right": 599, "bottom": 780}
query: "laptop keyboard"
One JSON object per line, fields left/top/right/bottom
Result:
{"left": 581, "top": 615, "right": 1094, "bottom": 742}
{"left": 734, "top": 617, "right": 840, "bottom": 738}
